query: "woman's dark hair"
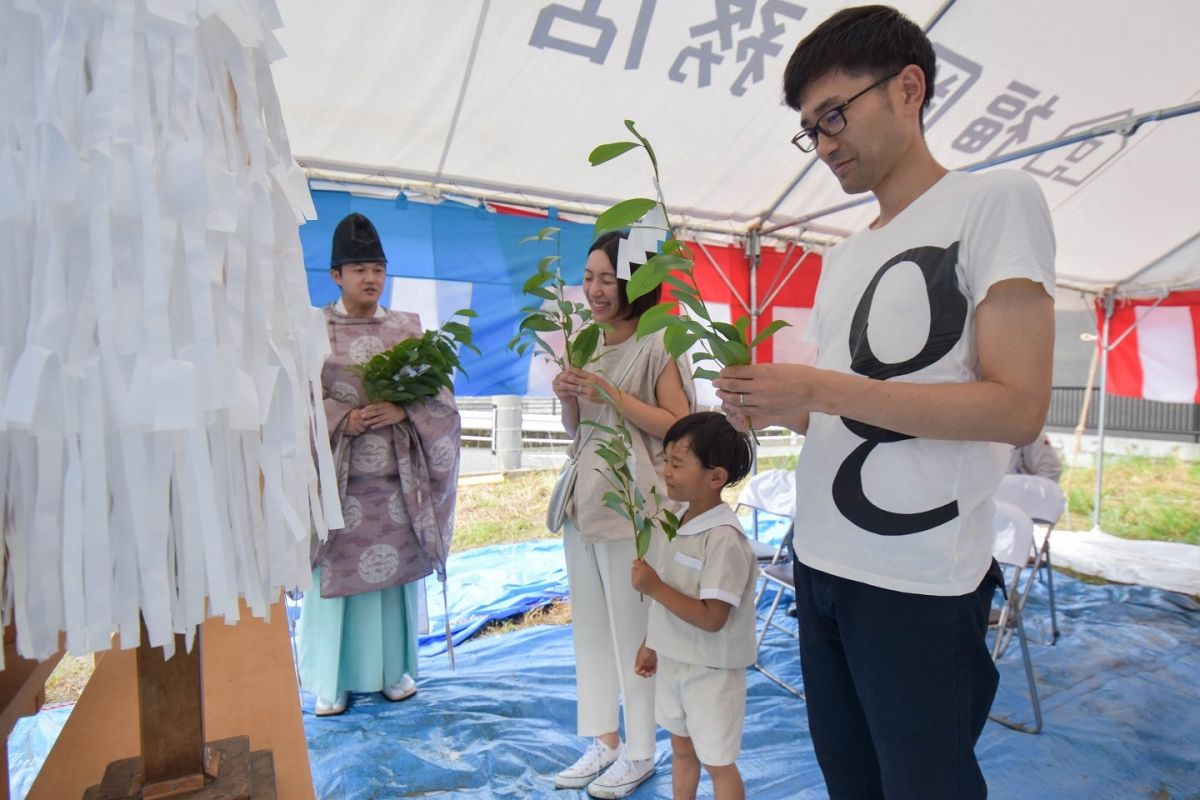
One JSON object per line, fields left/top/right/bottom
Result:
{"left": 589, "top": 230, "right": 662, "bottom": 320}
{"left": 782, "top": 5, "right": 935, "bottom": 123}
{"left": 663, "top": 412, "right": 753, "bottom": 488}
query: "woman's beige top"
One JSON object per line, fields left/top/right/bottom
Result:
{"left": 567, "top": 329, "right": 694, "bottom": 544}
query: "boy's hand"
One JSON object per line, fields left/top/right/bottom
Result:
{"left": 630, "top": 559, "right": 662, "bottom": 596}
{"left": 634, "top": 644, "right": 657, "bottom": 678}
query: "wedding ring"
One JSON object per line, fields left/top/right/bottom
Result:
{"left": 739, "top": 393, "right": 745, "bottom": 406}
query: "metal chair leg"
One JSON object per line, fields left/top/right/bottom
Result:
{"left": 1043, "top": 545, "right": 1060, "bottom": 643}
{"left": 753, "top": 580, "right": 804, "bottom": 698}
{"left": 989, "top": 609, "right": 1043, "bottom": 734}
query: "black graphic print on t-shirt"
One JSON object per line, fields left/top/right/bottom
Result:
{"left": 831, "top": 243, "right": 968, "bottom": 535}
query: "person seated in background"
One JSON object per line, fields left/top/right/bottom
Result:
{"left": 1008, "top": 430, "right": 1062, "bottom": 483}
{"left": 630, "top": 412, "right": 757, "bottom": 800}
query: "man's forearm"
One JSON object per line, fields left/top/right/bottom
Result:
{"left": 809, "top": 370, "right": 1048, "bottom": 445}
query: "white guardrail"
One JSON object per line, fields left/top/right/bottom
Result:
{"left": 456, "top": 396, "right": 801, "bottom": 474}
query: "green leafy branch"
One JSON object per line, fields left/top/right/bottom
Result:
{"left": 588, "top": 120, "right": 791, "bottom": 435}
{"left": 355, "top": 309, "right": 479, "bottom": 404}
{"left": 581, "top": 382, "right": 679, "bottom": 564}
{"left": 508, "top": 226, "right": 608, "bottom": 369}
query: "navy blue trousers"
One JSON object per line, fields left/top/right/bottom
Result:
{"left": 792, "top": 558, "right": 1002, "bottom": 799}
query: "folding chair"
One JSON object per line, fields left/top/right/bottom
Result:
{"left": 994, "top": 474, "right": 1066, "bottom": 644}
{"left": 734, "top": 469, "right": 796, "bottom": 564}
{"left": 734, "top": 470, "right": 803, "bottom": 696}
{"left": 989, "top": 500, "right": 1043, "bottom": 734}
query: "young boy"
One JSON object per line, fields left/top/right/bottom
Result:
{"left": 629, "top": 412, "right": 757, "bottom": 800}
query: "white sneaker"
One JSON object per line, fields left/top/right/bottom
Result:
{"left": 586, "top": 750, "right": 655, "bottom": 798}
{"left": 554, "top": 739, "right": 620, "bottom": 789}
{"left": 383, "top": 674, "right": 418, "bottom": 702}
{"left": 314, "top": 691, "right": 348, "bottom": 717}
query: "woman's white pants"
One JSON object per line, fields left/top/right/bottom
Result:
{"left": 562, "top": 520, "right": 660, "bottom": 761}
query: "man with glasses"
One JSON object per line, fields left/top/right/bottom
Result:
{"left": 714, "top": 5, "right": 1055, "bottom": 798}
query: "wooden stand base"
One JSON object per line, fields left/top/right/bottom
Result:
{"left": 83, "top": 736, "right": 276, "bottom": 800}
{"left": 27, "top": 598, "right": 313, "bottom": 800}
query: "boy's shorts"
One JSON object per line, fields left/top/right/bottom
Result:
{"left": 654, "top": 653, "right": 746, "bottom": 766}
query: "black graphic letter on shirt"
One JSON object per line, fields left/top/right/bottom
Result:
{"left": 832, "top": 243, "right": 967, "bottom": 535}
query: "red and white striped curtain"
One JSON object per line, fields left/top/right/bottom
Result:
{"left": 1102, "top": 291, "right": 1200, "bottom": 404}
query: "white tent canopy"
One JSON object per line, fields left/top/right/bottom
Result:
{"left": 272, "top": 0, "right": 1200, "bottom": 297}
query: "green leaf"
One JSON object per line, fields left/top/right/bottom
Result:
{"left": 594, "top": 382, "right": 620, "bottom": 406}
{"left": 588, "top": 140, "right": 641, "bottom": 166}
{"left": 693, "top": 367, "right": 720, "bottom": 380}
{"left": 624, "top": 120, "right": 659, "bottom": 174}
{"left": 595, "top": 198, "right": 657, "bottom": 234}
{"left": 665, "top": 330, "right": 699, "bottom": 360}
{"left": 635, "top": 520, "right": 652, "bottom": 558}
{"left": 750, "top": 318, "right": 792, "bottom": 348}
{"left": 520, "top": 315, "right": 560, "bottom": 332}
{"left": 526, "top": 286, "right": 557, "bottom": 301}
{"left": 522, "top": 271, "right": 550, "bottom": 293}
{"left": 603, "top": 492, "right": 629, "bottom": 518}
{"left": 712, "top": 320, "right": 744, "bottom": 343}
{"left": 719, "top": 338, "right": 750, "bottom": 366}
{"left": 635, "top": 305, "right": 677, "bottom": 337}
{"left": 735, "top": 315, "right": 750, "bottom": 338}
{"left": 626, "top": 261, "right": 667, "bottom": 301}
{"left": 644, "top": 253, "right": 691, "bottom": 272}
{"left": 570, "top": 324, "right": 603, "bottom": 368}
{"left": 442, "top": 322, "right": 472, "bottom": 339}
{"left": 579, "top": 420, "right": 619, "bottom": 436}
{"left": 520, "top": 226, "right": 561, "bottom": 244}
{"left": 661, "top": 273, "right": 693, "bottom": 294}
{"left": 673, "top": 289, "right": 710, "bottom": 322}
{"left": 537, "top": 255, "right": 561, "bottom": 271}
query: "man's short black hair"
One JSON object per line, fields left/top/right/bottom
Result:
{"left": 663, "top": 412, "right": 753, "bottom": 488}
{"left": 782, "top": 5, "right": 935, "bottom": 120}
{"left": 589, "top": 230, "right": 662, "bottom": 320}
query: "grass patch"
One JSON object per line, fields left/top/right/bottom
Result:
{"left": 1061, "top": 456, "right": 1200, "bottom": 544}
{"left": 756, "top": 454, "right": 799, "bottom": 472}
{"left": 453, "top": 470, "right": 559, "bottom": 552}
{"left": 478, "top": 599, "right": 572, "bottom": 638}
{"left": 45, "top": 654, "right": 95, "bottom": 706}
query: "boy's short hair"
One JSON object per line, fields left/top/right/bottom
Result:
{"left": 782, "top": 5, "right": 935, "bottom": 121}
{"left": 663, "top": 412, "right": 753, "bottom": 487}
{"left": 589, "top": 230, "right": 662, "bottom": 320}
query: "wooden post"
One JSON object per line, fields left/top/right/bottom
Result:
{"left": 136, "top": 625, "right": 206, "bottom": 797}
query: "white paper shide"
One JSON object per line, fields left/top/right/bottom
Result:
{"left": 0, "top": 0, "right": 340, "bottom": 662}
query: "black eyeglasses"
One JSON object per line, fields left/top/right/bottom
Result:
{"left": 790, "top": 71, "right": 901, "bottom": 153}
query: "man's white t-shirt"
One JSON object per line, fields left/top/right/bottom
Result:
{"left": 794, "top": 170, "right": 1055, "bottom": 596}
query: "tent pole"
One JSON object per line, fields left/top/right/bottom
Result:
{"left": 1091, "top": 291, "right": 1115, "bottom": 531}
{"left": 747, "top": 229, "right": 761, "bottom": 364}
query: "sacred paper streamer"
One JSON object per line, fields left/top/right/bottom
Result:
{"left": 0, "top": 1, "right": 338, "bottom": 663}
{"left": 614, "top": 202, "right": 669, "bottom": 280}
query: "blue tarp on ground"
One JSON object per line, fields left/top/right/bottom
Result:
{"left": 11, "top": 528, "right": 1200, "bottom": 799}
{"left": 297, "top": 536, "right": 1200, "bottom": 799}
